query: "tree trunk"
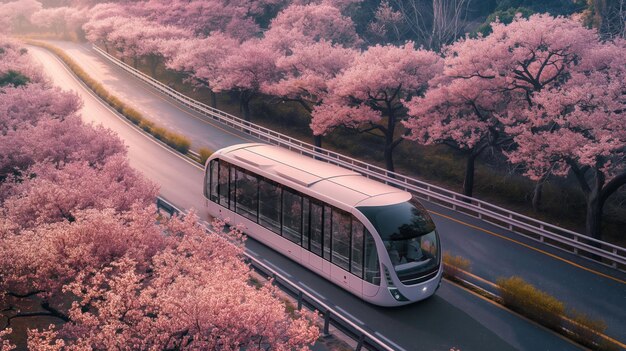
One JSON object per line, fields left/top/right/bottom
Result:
{"left": 132, "top": 57, "right": 138, "bottom": 69}
{"left": 532, "top": 177, "right": 546, "bottom": 212}
{"left": 585, "top": 170, "right": 605, "bottom": 241}
{"left": 148, "top": 56, "right": 158, "bottom": 77}
{"left": 384, "top": 109, "right": 397, "bottom": 173}
{"left": 384, "top": 146, "right": 395, "bottom": 173}
{"left": 314, "top": 135, "right": 322, "bottom": 148}
{"left": 585, "top": 192, "right": 603, "bottom": 241}
{"left": 210, "top": 91, "right": 217, "bottom": 108}
{"left": 462, "top": 153, "right": 477, "bottom": 198}
{"left": 240, "top": 92, "right": 251, "bottom": 121}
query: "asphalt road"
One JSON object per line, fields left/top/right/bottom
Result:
{"left": 28, "top": 42, "right": 623, "bottom": 350}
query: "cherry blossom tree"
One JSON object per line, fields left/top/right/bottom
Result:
{"left": 0, "top": 85, "right": 125, "bottom": 183}
{"left": 263, "top": 2, "right": 361, "bottom": 52}
{"left": 1, "top": 156, "right": 158, "bottom": 229}
{"left": 83, "top": 15, "right": 127, "bottom": 53}
{"left": 367, "top": 0, "right": 404, "bottom": 43}
{"left": 263, "top": 40, "right": 357, "bottom": 147}
{"left": 136, "top": 0, "right": 267, "bottom": 39}
{"left": 22, "top": 215, "right": 319, "bottom": 350}
{"left": 503, "top": 38, "right": 626, "bottom": 240}
{"left": 0, "top": 206, "right": 165, "bottom": 326}
{"left": 405, "top": 14, "right": 599, "bottom": 198}
{"left": 162, "top": 33, "right": 239, "bottom": 108}
{"left": 0, "top": 0, "right": 41, "bottom": 33}
{"left": 0, "top": 38, "right": 46, "bottom": 84}
{"left": 213, "top": 38, "right": 280, "bottom": 121}
{"left": 106, "top": 16, "right": 190, "bottom": 70}
{"left": 82, "top": 3, "right": 131, "bottom": 52}
{"left": 312, "top": 42, "right": 442, "bottom": 172}
{"left": 31, "top": 6, "right": 88, "bottom": 39}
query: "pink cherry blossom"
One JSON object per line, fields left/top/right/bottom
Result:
{"left": 264, "top": 2, "right": 361, "bottom": 52}
{"left": 212, "top": 38, "right": 281, "bottom": 120}
{"left": 313, "top": 41, "right": 442, "bottom": 171}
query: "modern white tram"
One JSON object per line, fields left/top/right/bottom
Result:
{"left": 203, "top": 143, "right": 442, "bottom": 306}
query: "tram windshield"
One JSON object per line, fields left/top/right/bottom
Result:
{"left": 357, "top": 198, "right": 439, "bottom": 284}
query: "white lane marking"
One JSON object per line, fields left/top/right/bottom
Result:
{"left": 374, "top": 331, "right": 407, "bottom": 351}
{"left": 298, "top": 282, "right": 326, "bottom": 301}
{"left": 334, "top": 306, "right": 365, "bottom": 325}
{"left": 263, "top": 259, "right": 292, "bottom": 278}
{"left": 247, "top": 249, "right": 259, "bottom": 257}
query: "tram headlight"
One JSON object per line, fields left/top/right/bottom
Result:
{"left": 388, "top": 287, "right": 409, "bottom": 302}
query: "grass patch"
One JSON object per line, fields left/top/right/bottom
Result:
{"left": 497, "top": 276, "right": 565, "bottom": 329}
{"left": 442, "top": 252, "right": 470, "bottom": 280}
{"left": 26, "top": 40, "right": 192, "bottom": 156}
{"left": 198, "top": 147, "right": 213, "bottom": 165}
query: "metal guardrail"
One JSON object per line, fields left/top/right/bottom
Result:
{"left": 93, "top": 45, "right": 626, "bottom": 273}
{"left": 156, "top": 196, "right": 395, "bottom": 351}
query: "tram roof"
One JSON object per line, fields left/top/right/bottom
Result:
{"left": 215, "top": 143, "right": 411, "bottom": 208}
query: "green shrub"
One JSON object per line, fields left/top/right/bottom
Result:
{"left": 497, "top": 276, "right": 564, "bottom": 329}
{"left": 442, "top": 252, "right": 470, "bottom": 280}
{"left": 198, "top": 147, "right": 213, "bottom": 165}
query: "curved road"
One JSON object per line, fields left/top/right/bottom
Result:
{"left": 28, "top": 42, "right": 624, "bottom": 350}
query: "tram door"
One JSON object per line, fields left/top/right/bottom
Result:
{"left": 349, "top": 220, "right": 364, "bottom": 294}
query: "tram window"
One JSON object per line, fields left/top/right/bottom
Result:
{"left": 282, "top": 189, "right": 302, "bottom": 244}
{"left": 229, "top": 166, "right": 236, "bottom": 210}
{"left": 258, "top": 179, "right": 281, "bottom": 233}
{"left": 351, "top": 219, "right": 364, "bottom": 278}
{"left": 302, "top": 197, "right": 310, "bottom": 250}
{"left": 332, "top": 210, "right": 351, "bottom": 271}
{"left": 209, "top": 160, "right": 218, "bottom": 202}
{"left": 364, "top": 230, "right": 380, "bottom": 285}
{"left": 309, "top": 202, "right": 323, "bottom": 256}
{"left": 323, "top": 206, "right": 332, "bottom": 260}
{"left": 218, "top": 161, "right": 230, "bottom": 208}
{"left": 235, "top": 169, "right": 258, "bottom": 222}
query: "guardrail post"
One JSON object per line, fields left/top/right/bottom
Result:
{"left": 355, "top": 334, "right": 365, "bottom": 351}
{"left": 323, "top": 310, "right": 331, "bottom": 337}
{"left": 297, "top": 291, "right": 303, "bottom": 310}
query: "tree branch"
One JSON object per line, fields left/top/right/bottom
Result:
{"left": 600, "top": 171, "right": 626, "bottom": 204}
{"left": 567, "top": 160, "right": 591, "bottom": 197}
{"left": 7, "top": 290, "right": 45, "bottom": 298}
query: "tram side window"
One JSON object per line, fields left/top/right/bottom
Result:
{"left": 302, "top": 198, "right": 310, "bottom": 250}
{"left": 351, "top": 219, "right": 364, "bottom": 279}
{"left": 218, "top": 161, "right": 230, "bottom": 208}
{"left": 364, "top": 230, "right": 381, "bottom": 285}
{"left": 331, "top": 210, "right": 351, "bottom": 271}
{"left": 259, "top": 179, "right": 281, "bottom": 233}
{"left": 309, "top": 202, "right": 323, "bottom": 256}
{"left": 282, "top": 189, "right": 302, "bottom": 244}
{"left": 323, "top": 206, "right": 332, "bottom": 260}
{"left": 235, "top": 169, "right": 258, "bottom": 222}
{"left": 209, "top": 160, "right": 218, "bottom": 202}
